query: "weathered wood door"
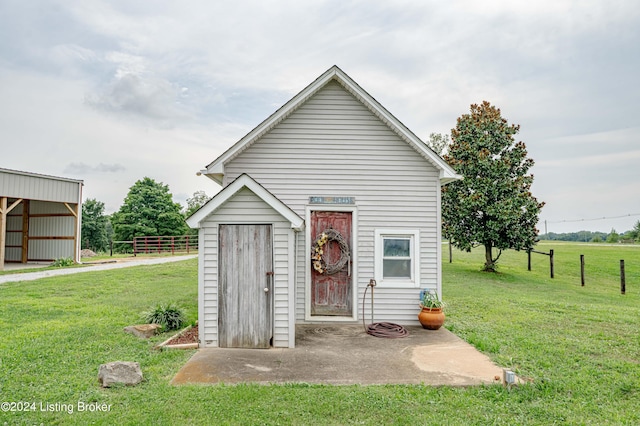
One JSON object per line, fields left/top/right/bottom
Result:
{"left": 311, "top": 211, "right": 352, "bottom": 316}
{"left": 218, "top": 224, "right": 273, "bottom": 348}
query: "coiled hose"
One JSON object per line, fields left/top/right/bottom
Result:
{"left": 362, "top": 282, "right": 409, "bottom": 338}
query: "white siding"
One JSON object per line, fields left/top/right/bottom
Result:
{"left": 223, "top": 80, "right": 440, "bottom": 325}
{"left": 199, "top": 188, "right": 295, "bottom": 348}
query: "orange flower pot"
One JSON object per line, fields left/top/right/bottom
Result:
{"left": 418, "top": 307, "right": 445, "bottom": 330}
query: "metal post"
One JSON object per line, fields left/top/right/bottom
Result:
{"left": 621, "top": 260, "right": 626, "bottom": 295}
{"left": 448, "top": 239, "right": 452, "bottom": 263}
{"left": 368, "top": 279, "right": 376, "bottom": 324}
{"left": 549, "top": 249, "right": 554, "bottom": 279}
{"left": 580, "top": 255, "right": 585, "bottom": 286}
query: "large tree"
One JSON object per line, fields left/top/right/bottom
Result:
{"left": 81, "top": 198, "right": 109, "bottom": 252}
{"left": 112, "top": 177, "right": 188, "bottom": 243}
{"left": 442, "top": 101, "right": 544, "bottom": 271}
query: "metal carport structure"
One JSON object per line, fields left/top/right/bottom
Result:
{"left": 0, "top": 168, "right": 83, "bottom": 270}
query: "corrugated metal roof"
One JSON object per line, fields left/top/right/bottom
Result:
{"left": 0, "top": 167, "right": 83, "bottom": 203}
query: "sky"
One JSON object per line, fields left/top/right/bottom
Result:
{"left": 1, "top": 0, "right": 639, "bottom": 234}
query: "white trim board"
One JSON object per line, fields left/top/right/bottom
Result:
{"left": 186, "top": 173, "right": 304, "bottom": 231}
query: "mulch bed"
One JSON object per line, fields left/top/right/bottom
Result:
{"left": 166, "top": 324, "right": 198, "bottom": 345}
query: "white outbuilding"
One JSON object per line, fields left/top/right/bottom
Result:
{"left": 0, "top": 168, "right": 83, "bottom": 270}
{"left": 187, "top": 66, "right": 460, "bottom": 349}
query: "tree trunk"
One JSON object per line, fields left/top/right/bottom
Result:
{"left": 484, "top": 243, "right": 496, "bottom": 272}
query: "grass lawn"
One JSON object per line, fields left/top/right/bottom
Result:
{"left": 1, "top": 243, "right": 639, "bottom": 424}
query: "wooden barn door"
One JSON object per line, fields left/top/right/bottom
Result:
{"left": 218, "top": 224, "right": 273, "bottom": 348}
{"left": 310, "top": 211, "right": 352, "bottom": 316}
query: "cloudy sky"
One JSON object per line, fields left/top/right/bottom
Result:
{"left": 1, "top": 1, "right": 638, "bottom": 233}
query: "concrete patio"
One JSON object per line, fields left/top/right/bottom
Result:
{"left": 171, "top": 324, "right": 509, "bottom": 386}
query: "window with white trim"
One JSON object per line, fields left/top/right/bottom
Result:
{"left": 374, "top": 229, "right": 420, "bottom": 287}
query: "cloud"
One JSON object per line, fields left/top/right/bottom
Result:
{"left": 1, "top": 0, "right": 638, "bottom": 232}
{"left": 84, "top": 72, "right": 190, "bottom": 127}
{"left": 64, "top": 162, "right": 126, "bottom": 175}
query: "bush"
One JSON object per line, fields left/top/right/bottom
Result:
{"left": 142, "top": 303, "right": 186, "bottom": 331}
{"left": 51, "top": 257, "right": 75, "bottom": 267}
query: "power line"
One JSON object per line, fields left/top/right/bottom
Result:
{"left": 544, "top": 213, "right": 640, "bottom": 224}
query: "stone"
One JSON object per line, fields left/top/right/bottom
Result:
{"left": 124, "top": 323, "right": 161, "bottom": 339}
{"left": 98, "top": 361, "right": 143, "bottom": 387}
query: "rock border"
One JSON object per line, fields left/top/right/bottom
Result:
{"left": 154, "top": 323, "right": 198, "bottom": 350}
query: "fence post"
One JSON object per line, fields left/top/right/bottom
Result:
{"left": 549, "top": 249, "right": 554, "bottom": 279}
{"left": 133, "top": 238, "right": 137, "bottom": 256}
{"left": 449, "top": 239, "right": 452, "bottom": 263}
{"left": 620, "top": 260, "right": 626, "bottom": 295}
{"left": 186, "top": 235, "right": 190, "bottom": 254}
{"left": 580, "top": 255, "right": 585, "bottom": 286}
{"left": 171, "top": 236, "right": 175, "bottom": 255}
{"left": 527, "top": 249, "right": 531, "bottom": 271}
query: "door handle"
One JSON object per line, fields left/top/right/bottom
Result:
{"left": 265, "top": 271, "right": 273, "bottom": 294}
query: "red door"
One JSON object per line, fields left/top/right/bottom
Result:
{"left": 311, "top": 211, "right": 352, "bottom": 316}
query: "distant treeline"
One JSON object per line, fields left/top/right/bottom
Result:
{"left": 539, "top": 225, "right": 639, "bottom": 244}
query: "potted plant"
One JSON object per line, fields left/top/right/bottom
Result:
{"left": 418, "top": 290, "right": 445, "bottom": 330}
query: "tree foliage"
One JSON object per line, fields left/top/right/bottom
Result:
{"left": 112, "top": 177, "right": 188, "bottom": 243}
{"left": 540, "top": 231, "right": 608, "bottom": 243}
{"left": 81, "top": 199, "right": 110, "bottom": 252}
{"left": 442, "top": 101, "right": 544, "bottom": 271}
{"left": 427, "top": 132, "right": 450, "bottom": 157}
{"left": 606, "top": 228, "right": 620, "bottom": 244}
{"left": 625, "top": 220, "right": 640, "bottom": 242}
{"left": 185, "top": 190, "right": 211, "bottom": 218}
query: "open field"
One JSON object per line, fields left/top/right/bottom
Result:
{"left": 1, "top": 242, "right": 639, "bottom": 424}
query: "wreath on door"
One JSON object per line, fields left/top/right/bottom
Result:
{"left": 311, "top": 228, "right": 350, "bottom": 274}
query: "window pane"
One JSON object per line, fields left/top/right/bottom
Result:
{"left": 383, "top": 238, "right": 410, "bottom": 257}
{"left": 383, "top": 259, "right": 411, "bottom": 278}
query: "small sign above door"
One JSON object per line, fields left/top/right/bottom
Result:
{"left": 309, "top": 196, "right": 355, "bottom": 205}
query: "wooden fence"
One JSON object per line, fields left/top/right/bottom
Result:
{"left": 133, "top": 235, "right": 198, "bottom": 255}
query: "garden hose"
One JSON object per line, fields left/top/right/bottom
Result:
{"left": 362, "top": 280, "right": 409, "bottom": 338}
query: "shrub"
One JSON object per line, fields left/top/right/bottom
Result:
{"left": 51, "top": 257, "right": 75, "bottom": 267}
{"left": 142, "top": 303, "right": 186, "bottom": 331}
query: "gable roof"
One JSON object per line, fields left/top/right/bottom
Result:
{"left": 186, "top": 173, "right": 304, "bottom": 230}
{"left": 201, "top": 65, "right": 461, "bottom": 185}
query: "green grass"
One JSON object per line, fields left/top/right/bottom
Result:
{"left": 1, "top": 243, "right": 640, "bottom": 424}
